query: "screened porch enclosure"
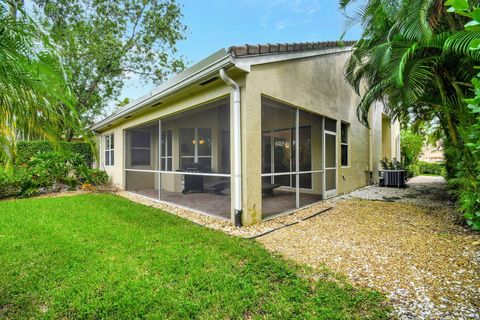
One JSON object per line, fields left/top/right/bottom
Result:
{"left": 125, "top": 97, "right": 232, "bottom": 219}
{"left": 124, "top": 95, "right": 337, "bottom": 221}
{"left": 261, "top": 96, "right": 336, "bottom": 218}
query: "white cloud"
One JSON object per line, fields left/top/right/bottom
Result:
{"left": 275, "top": 18, "right": 293, "bottom": 31}
{"left": 241, "top": 0, "right": 322, "bottom": 31}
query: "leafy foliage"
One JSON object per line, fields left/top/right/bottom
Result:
{"left": 0, "top": 151, "right": 109, "bottom": 199}
{"left": 444, "top": 0, "right": 480, "bottom": 230}
{"left": 401, "top": 130, "right": 424, "bottom": 164}
{"left": 0, "top": 2, "right": 86, "bottom": 168}
{"left": 418, "top": 161, "right": 446, "bottom": 175}
{"left": 16, "top": 141, "right": 93, "bottom": 167}
{"left": 380, "top": 157, "right": 405, "bottom": 170}
{"left": 30, "top": 0, "right": 186, "bottom": 129}
{"left": 340, "top": 0, "right": 480, "bottom": 230}
{"left": 400, "top": 129, "right": 424, "bottom": 177}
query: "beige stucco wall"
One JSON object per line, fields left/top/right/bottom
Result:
{"left": 382, "top": 115, "right": 392, "bottom": 159}
{"left": 391, "top": 119, "right": 401, "bottom": 160}
{"left": 380, "top": 112, "right": 401, "bottom": 162}
{"left": 367, "top": 102, "right": 401, "bottom": 179}
{"left": 242, "top": 51, "right": 373, "bottom": 225}
{"left": 369, "top": 102, "right": 383, "bottom": 182}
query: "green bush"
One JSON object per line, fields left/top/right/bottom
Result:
{"left": 77, "top": 166, "right": 110, "bottom": 185}
{"left": 459, "top": 189, "right": 480, "bottom": 231}
{"left": 401, "top": 130, "right": 424, "bottom": 165}
{"left": 380, "top": 157, "right": 405, "bottom": 170}
{"left": 417, "top": 161, "right": 445, "bottom": 176}
{"left": 406, "top": 163, "right": 420, "bottom": 177}
{"left": 0, "top": 167, "right": 24, "bottom": 198}
{"left": 16, "top": 141, "right": 93, "bottom": 167}
{"left": 0, "top": 151, "right": 109, "bottom": 199}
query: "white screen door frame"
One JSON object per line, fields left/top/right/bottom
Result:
{"left": 323, "top": 118, "right": 337, "bottom": 199}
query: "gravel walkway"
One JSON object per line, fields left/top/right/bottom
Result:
{"left": 350, "top": 175, "right": 454, "bottom": 209}
{"left": 258, "top": 177, "right": 480, "bottom": 319}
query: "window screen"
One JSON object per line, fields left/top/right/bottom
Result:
{"left": 104, "top": 133, "right": 114, "bottom": 166}
{"left": 180, "top": 128, "right": 212, "bottom": 171}
{"left": 341, "top": 123, "right": 349, "bottom": 166}
{"left": 161, "top": 130, "right": 173, "bottom": 171}
{"left": 131, "top": 131, "right": 151, "bottom": 166}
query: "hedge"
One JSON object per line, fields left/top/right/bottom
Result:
{"left": 16, "top": 141, "right": 94, "bottom": 167}
{"left": 418, "top": 161, "right": 445, "bottom": 176}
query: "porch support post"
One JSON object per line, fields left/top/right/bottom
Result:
{"left": 241, "top": 82, "right": 262, "bottom": 226}
{"left": 295, "top": 108, "right": 300, "bottom": 208}
{"left": 322, "top": 117, "right": 326, "bottom": 199}
{"left": 158, "top": 119, "right": 162, "bottom": 200}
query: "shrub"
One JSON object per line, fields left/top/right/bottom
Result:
{"left": 0, "top": 167, "right": 24, "bottom": 198}
{"left": 0, "top": 151, "right": 109, "bottom": 199}
{"left": 401, "top": 130, "right": 423, "bottom": 165}
{"left": 459, "top": 189, "right": 480, "bottom": 231}
{"left": 380, "top": 157, "right": 405, "bottom": 170}
{"left": 417, "top": 161, "right": 445, "bottom": 176}
{"left": 77, "top": 166, "right": 110, "bottom": 185}
{"left": 405, "top": 163, "right": 420, "bottom": 178}
{"left": 16, "top": 141, "right": 93, "bottom": 167}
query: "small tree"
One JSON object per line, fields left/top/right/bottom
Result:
{"left": 0, "top": 2, "right": 84, "bottom": 168}
{"left": 401, "top": 129, "right": 424, "bottom": 166}
{"left": 444, "top": 0, "right": 480, "bottom": 230}
{"left": 30, "top": 0, "right": 186, "bottom": 136}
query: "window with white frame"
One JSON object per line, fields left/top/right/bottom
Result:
{"left": 341, "top": 123, "right": 349, "bottom": 167}
{"left": 161, "top": 130, "right": 172, "bottom": 171}
{"left": 180, "top": 128, "right": 212, "bottom": 171}
{"left": 261, "top": 125, "right": 312, "bottom": 188}
{"left": 104, "top": 133, "right": 114, "bottom": 166}
{"left": 130, "top": 130, "right": 151, "bottom": 166}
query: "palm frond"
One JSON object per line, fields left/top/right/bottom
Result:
{"left": 396, "top": 0, "right": 435, "bottom": 42}
{"left": 0, "top": 2, "right": 90, "bottom": 167}
{"left": 444, "top": 31, "right": 480, "bottom": 61}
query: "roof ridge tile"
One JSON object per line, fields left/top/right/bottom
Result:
{"left": 228, "top": 40, "right": 356, "bottom": 57}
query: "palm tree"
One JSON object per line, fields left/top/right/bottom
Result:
{"left": 340, "top": 0, "right": 480, "bottom": 177}
{"left": 0, "top": 2, "right": 84, "bottom": 168}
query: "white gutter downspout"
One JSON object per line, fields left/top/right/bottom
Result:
{"left": 219, "top": 68, "right": 242, "bottom": 227}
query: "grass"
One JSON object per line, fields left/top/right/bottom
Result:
{"left": 0, "top": 194, "right": 389, "bottom": 319}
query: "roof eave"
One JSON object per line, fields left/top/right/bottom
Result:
{"left": 92, "top": 42, "right": 355, "bottom": 132}
{"left": 91, "top": 49, "right": 233, "bottom": 132}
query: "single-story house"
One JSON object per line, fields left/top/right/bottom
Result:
{"left": 92, "top": 41, "right": 401, "bottom": 226}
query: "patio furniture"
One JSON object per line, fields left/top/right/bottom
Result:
{"left": 182, "top": 167, "right": 204, "bottom": 194}
{"left": 204, "top": 180, "right": 229, "bottom": 194}
{"left": 262, "top": 182, "right": 281, "bottom": 195}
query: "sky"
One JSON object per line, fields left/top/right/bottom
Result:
{"left": 115, "top": 0, "right": 362, "bottom": 112}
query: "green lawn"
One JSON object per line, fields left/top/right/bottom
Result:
{"left": 0, "top": 194, "right": 388, "bottom": 319}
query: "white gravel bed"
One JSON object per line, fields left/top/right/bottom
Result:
{"left": 349, "top": 175, "right": 455, "bottom": 209}
{"left": 116, "top": 191, "right": 334, "bottom": 238}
